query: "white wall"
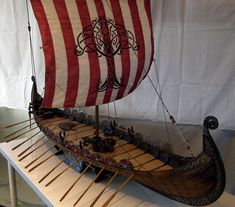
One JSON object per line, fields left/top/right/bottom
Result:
{"left": 0, "top": 0, "right": 235, "bottom": 129}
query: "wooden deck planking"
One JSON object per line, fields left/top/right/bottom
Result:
{"left": 141, "top": 159, "right": 165, "bottom": 171}
{"left": 128, "top": 149, "right": 144, "bottom": 157}
{"left": 40, "top": 116, "right": 173, "bottom": 172}
{"left": 154, "top": 165, "right": 172, "bottom": 171}
{"left": 114, "top": 153, "right": 132, "bottom": 162}
{"left": 122, "top": 144, "right": 137, "bottom": 151}
{"left": 132, "top": 153, "right": 155, "bottom": 164}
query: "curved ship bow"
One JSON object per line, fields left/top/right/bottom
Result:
{"left": 20, "top": 0, "right": 227, "bottom": 206}
{"left": 172, "top": 116, "right": 225, "bottom": 205}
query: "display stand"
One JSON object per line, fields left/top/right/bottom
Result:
{"left": 0, "top": 135, "right": 234, "bottom": 207}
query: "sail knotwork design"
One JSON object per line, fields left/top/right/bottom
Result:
{"left": 28, "top": 1, "right": 226, "bottom": 206}
{"left": 74, "top": 17, "right": 139, "bottom": 92}
{"left": 31, "top": 0, "right": 153, "bottom": 108}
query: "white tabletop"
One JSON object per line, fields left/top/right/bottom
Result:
{"left": 0, "top": 134, "right": 234, "bottom": 207}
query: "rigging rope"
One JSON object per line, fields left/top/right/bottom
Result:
{"left": 152, "top": 48, "right": 194, "bottom": 156}
{"left": 25, "top": 0, "right": 36, "bottom": 78}
{"left": 153, "top": 58, "right": 172, "bottom": 144}
{"left": 128, "top": 29, "right": 194, "bottom": 156}
{"left": 153, "top": 45, "right": 194, "bottom": 156}
{"left": 145, "top": 70, "right": 175, "bottom": 124}
{"left": 107, "top": 103, "right": 111, "bottom": 121}
{"left": 102, "top": 0, "right": 182, "bottom": 153}
{"left": 113, "top": 101, "right": 118, "bottom": 125}
{"left": 103, "top": 0, "right": 175, "bottom": 124}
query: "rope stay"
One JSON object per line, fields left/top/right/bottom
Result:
{"left": 25, "top": 0, "right": 36, "bottom": 78}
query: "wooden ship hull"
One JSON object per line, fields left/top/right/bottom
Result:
{"left": 12, "top": 1, "right": 225, "bottom": 206}
{"left": 32, "top": 106, "right": 225, "bottom": 206}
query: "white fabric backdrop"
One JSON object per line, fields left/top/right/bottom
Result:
{"left": 0, "top": 0, "right": 44, "bottom": 108}
{"left": 0, "top": 0, "right": 235, "bottom": 129}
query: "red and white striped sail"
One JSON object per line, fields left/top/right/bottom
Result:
{"left": 31, "top": 0, "right": 154, "bottom": 108}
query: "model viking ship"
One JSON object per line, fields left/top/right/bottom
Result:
{"left": 5, "top": 0, "right": 225, "bottom": 206}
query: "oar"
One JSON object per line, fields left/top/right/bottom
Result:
{"left": 89, "top": 171, "right": 119, "bottom": 207}
{"left": 98, "top": 160, "right": 152, "bottom": 207}
{"left": 38, "top": 153, "right": 70, "bottom": 183}
{"left": 101, "top": 174, "right": 134, "bottom": 207}
{"left": 18, "top": 140, "right": 50, "bottom": 161}
{"left": 45, "top": 157, "right": 80, "bottom": 187}
{"left": 28, "top": 149, "right": 62, "bottom": 172}
{"left": 17, "top": 135, "right": 46, "bottom": 157}
{"left": 24, "top": 145, "right": 56, "bottom": 169}
{"left": 13, "top": 124, "right": 57, "bottom": 151}
{"left": 73, "top": 165, "right": 106, "bottom": 206}
{"left": 6, "top": 126, "right": 38, "bottom": 142}
{"left": 12, "top": 130, "right": 42, "bottom": 150}
{"left": 60, "top": 162, "right": 93, "bottom": 202}
{"left": 4, "top": 119, "right": 31, "bottom": 129}
{"left": 17, "top": 123, "right": 57, "bottom": 157}
{"left": 5, "top": 122, "right": 36, "bottom": 139}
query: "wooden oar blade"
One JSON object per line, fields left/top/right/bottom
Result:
{"left": 28, "top": 149, "right": 62, "bottom": 173}
{"left": 4, "top": 119, "right": 31, "bottom": 129}
{"left": 18, "top": 140, "right": 50, "bottom": 161}
{"left": 6, "top": 126, "right": 39, "bottom": 142}
{"left": 45, "top": 157, "right": 81, "bottom": 187}
{"left": 24, "top": 145, "right": 56, "bottom": 169}
{"left": 38, "top": 153, "right": 71, "bottom": 184}
{"left": 60, "top": 162, "right": 93, "bottom": 202}
{"left": 73, "top": 166, "right": 105, "bottom": 206}
{"left": 12, "top": 130, "right": 42, "bottom": 150}
{"left": 17, "top": 135, "right": 46, "bottom": 157}
{"left": 101, "top": 174, "right": 134, "bottom": 207}
{"left": 5, "top": 122, "right": 36, "bottom": 139}
{"left": 90, "top": 171, "right": 119, "bottom": 207}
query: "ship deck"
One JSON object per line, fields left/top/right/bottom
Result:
{"left": 38, "top": 116, "right": 173, "bottom": 172}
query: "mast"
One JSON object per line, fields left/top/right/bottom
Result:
{"left": 95, "top": 105, "right": 99, "bottom": 137}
